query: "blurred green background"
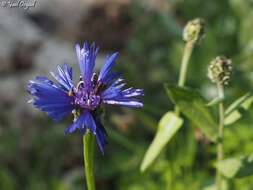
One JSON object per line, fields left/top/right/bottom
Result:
{"left": 0, "top": 0, "right": 253, "bottom": 189}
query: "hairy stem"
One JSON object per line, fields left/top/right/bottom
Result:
{"left": 83, "top": 131, "right": 96, "bottom": 190}
{"left": 216, "top": 83, "right": 225, "bottom": 190}
{"left": 175, "top": 42, "right": 194, "bottom": 115}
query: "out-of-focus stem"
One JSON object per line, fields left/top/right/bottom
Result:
{"left": 178, "top": 42, "right": 194, "bottom": 87}
{"left": 174, "top": 42, "right": 194, "bottom": 115}
{"left": 216, "top": 83, "right": 225, "bottom": 190}
{"left": 83, "top": 131, "right": 96, "bottom": 190}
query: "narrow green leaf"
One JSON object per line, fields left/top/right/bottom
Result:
{"left": 165, "top": 84, "right": 218, "bottom": 142}
{"left": 206, "top": 96, "right": 224, "bottom": 107}
{"left": 225, "top": 93, "right": 251, "bottom": 115}
{"left": 203, "top": 182, "right": 228, "bottom": 190}
{"left": 203, "top": 184, "right": 216, "bottom": 190}
{"left": 140, "top": 111, "right": 183, "bottom": 172}
{"left": 216, "top": 155, "right": 253, "bottom": 178}
{"left": 224, "top": 93, "right": 253, "bottom": 125}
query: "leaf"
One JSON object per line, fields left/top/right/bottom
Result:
{"left": 224, "top": 93, "right": 253, "bottom": 125}
{"left": 165, "top": 84, "right": 218, "bottom": 142}
{"left": 140, "top": 111, "right": 183, "bottom": 172}
{"left": 203, "top": 184, "right": 216, "bottom": 190}
{"left": 206, "top": 96, "right": 224, "bottom": 107}
{"left": 216, "top": 155, "right": 253, "bottom": 178}
{"left": 203, "top": 182, "right": 228, "bottom": 190}
{"left": 225, "top": 93, "right": 251, "bottom": 115}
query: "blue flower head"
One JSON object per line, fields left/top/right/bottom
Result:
{"left": 27, "top": 42, "right": 144, "bottom": 153}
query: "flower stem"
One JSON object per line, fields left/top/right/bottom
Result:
{"left": 175, "top": 42, "right": 194, "bottom": 115}
{"left": 83, "top": 131, "right": 96, "bottom": 190}
{"left": 216, "top": 83, "right": 225, "bottom": 190}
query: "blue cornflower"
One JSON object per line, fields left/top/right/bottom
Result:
{"left": 27, "top": 42, "right": 144, "bottom": 153}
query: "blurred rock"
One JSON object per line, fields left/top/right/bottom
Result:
{"left": 79, "top": 0, "right": 132, "bottom": 50}
{"left": 0, "top": 76, "right": 20, "bottom": 107}
{"left": 0, "top": 9, "right": 43, "bottom": 74}
{"left": 27, "top": 0, "right": 132, "bottom": 49}
{"left": 11, "top": 42, "right": 40, "bottom": 71}
{"left": 27, "top": 0, "right": 89, "bottom": 39}
{"left": 0, "top": 74, "right": 34, "bottom": 129}
{"left": 34, "top": 38, "right": 75, "bottom": 73}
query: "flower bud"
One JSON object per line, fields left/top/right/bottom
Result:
{"left": 183, "top": 18, "right": 205, "bottom": 44}
{"left": 207, "top": 56, "right": 232, "bottom": 85}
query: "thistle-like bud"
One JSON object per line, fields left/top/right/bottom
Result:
{"left": 207, "top": 56, "right": 232, "bottom": 85}
{"left": 183, "top": 18, "right": 205, "bottom": 44}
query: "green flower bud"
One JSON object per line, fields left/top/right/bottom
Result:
{"left": 208, "top": 56, "right": 232, "bottom": 85}
{"left": 183, "top": 18, "right": 205, "bottom": 44}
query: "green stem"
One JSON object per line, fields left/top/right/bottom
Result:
{"left": 83, "top": 131, "right": 96, "bottom": 190}
{"left": 178, "top": 42, "right": 194, "bottom": 87}
{"left": 216, "top": 83, "right": 225, "bottom": 190}
{"left": 174, "top": 42, "right": 194, "bottom": 115}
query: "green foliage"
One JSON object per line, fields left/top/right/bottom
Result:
{"left": 225, "top": 93, "right": 253, "bottom": 125}
{"left": 140, "top": 111, "right": 183, "bottom": 172}
{"left": 120, "top": 0, "right": 253, "bottom": 188}
{"left": 165, "top": 85, "right": 218, "bottom": 142}
{"left": 0, "top": 168, "right": 16, "bottom": 190}
{"left": 216, "top": 155, "right": 253, "bottom": 179}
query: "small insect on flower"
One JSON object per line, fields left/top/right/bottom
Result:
{"left": 27, "top": 42, "right": 144, "bottom": 153}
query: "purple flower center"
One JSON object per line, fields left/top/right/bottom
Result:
{"left": 70, "top": 73, "right": 105, "bottom": 111}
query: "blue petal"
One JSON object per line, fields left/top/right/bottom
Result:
{"left": 101, "top": 77, "right": 144, "bottom": 108}
{"left": 84, "top": 112, "right": 97, "bottom": 134}
{"left": 65, "top": 112, "right": 107, "bottom": 154}
{"left": 50, "top": 64, "right": 74, "bottom": 92}
{"left": 35, "top": 76, "right": 54, "bottom": 85}
{"left": 98, "top": 53, "right": 119, "bottom": 83}
{"left": 75, "top": 42, "right": 99, "bottom": 87}
{"left": 27, "top": 77, "right": 74, "bottom": 121}
{"left": 65, "top": 111, "right": 97, "bottom": 135}
{"left": 102, "top": 99, "right": 143, "bottom": 108}
{"left": 103, "top": 72, "right": 121, "bottom": 85}
{"left": 94, "top": 118, "right": 107, "bottom": 154}
{"left": 65, "top": 113, "right": 88, "bottom": 134}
